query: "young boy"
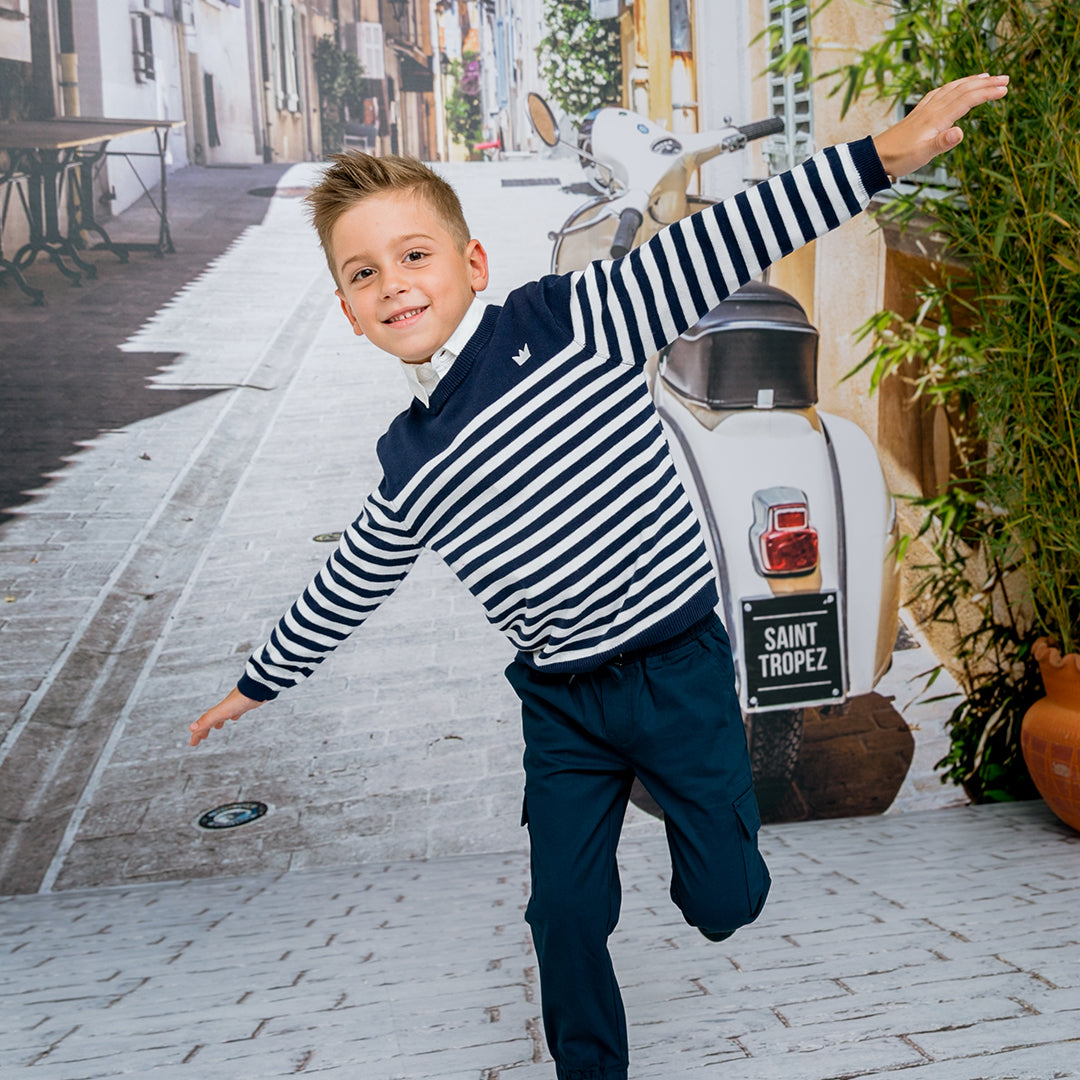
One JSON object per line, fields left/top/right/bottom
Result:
{"left": 191, "top": 75, "right": 1008, "bottom": 1080}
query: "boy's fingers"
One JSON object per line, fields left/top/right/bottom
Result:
{"left": 936, "top": 74, "right": 1009, "bottom": 123}
{"left": 932, "top": 72, "right": 993, "bottom": 100}
{"left": 917, "top": 73, "right": 1005, "bottom": 115}
{"left": 188, "top": 690, "right": 262, "bottom": 746}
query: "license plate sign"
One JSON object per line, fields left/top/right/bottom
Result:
{"left": 742, "top": 592, "right": 844, "bottom": 708}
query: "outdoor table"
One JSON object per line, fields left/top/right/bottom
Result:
{"left": 0, "top": 117, "right": 184, "bottom": 303}
{"left": 0, "top": 161, "right": 41, "bottom": 303}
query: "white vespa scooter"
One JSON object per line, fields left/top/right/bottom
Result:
{"left": 527, "top": 94, "right": 900, "bottom": 813}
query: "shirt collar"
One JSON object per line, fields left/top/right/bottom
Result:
{"left": 400, "top": 296, "right": 488, "bottom": 406}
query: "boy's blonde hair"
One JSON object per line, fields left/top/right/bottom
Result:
{"left": 306, "top": 152, "right": 471, "bottom": 283}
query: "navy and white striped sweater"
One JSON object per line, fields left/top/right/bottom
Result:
{"left": 238, "top": 138, "right": 890, "bottom": 700}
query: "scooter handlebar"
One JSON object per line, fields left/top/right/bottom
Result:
{"left": 611, "top": 207, "right": 644, "bottom": 258}
{"left": 737, "top": 116, "right": 785, "bottom": 142}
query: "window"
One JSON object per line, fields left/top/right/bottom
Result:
{"left": 132, "top": 12, "right": 155, "bottom": 83}
{"left": 894, "top": 0, "right": 954, "bottom": 192}
{"left": 589, "top": 0, "right": 619, "bottom": 18}
{"left": 343, "top": 21, "right": 384, "bottom": 79}
{"left": 257, "top": 0, "right": 270, "bottom": 84}
{"left": 361, "top": 21, "right": 385, "bottom": 80}
{"left": 0, "top": 0, "right": 30, "bottom": 63}
{"left": 669, "top": 0, "right": 691, "bottom": 52}
{"left": 277, "top": 3, "right": 289, "bottom": 94}
{"left": 764, "top": 0, "right": 812, "bottom": 173}
{"left": 270, "top": 0, "right": 300, "bottom": 112}
{"left": 204, "top": 72, "right": 220, "bottom": 147}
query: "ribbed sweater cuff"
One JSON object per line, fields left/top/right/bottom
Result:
{"left": 849, "top": 134, "right": 892, "bottom": 196}
{"left": 237, "top": 673, "right": 280, "bottom": 702}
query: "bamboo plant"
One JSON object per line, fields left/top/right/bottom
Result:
{"left": 771, "top": 0, "right": 1080, "bottom": 800}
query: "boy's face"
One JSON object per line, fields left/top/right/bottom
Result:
{"left": 332, "top": 190, "right": 488, "bottom": 365}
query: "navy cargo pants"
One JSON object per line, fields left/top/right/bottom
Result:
{"left": 505, "top": 613, "right": 771, "bottom": 1080}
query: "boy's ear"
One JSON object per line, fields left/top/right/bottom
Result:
{"left": 336, "top": 289, "right": 365, "bottom": 337}
{"left": 465, "top": 238, "right": 489, "bottom": 293}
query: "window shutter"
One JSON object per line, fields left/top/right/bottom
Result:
{"left": 362, "top": 21, "right": 385, "bottom": 80}
{"left": 765, "top": 0, "right": 813, "bottom": 174}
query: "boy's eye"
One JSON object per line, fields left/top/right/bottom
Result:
{"left": 352, "top": 267, "right": 374, "bottom": 282}
{"left": 404, "top": 250, "right": 426, "bottom": 263}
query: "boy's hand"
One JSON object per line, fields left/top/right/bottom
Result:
{"left": 873, "top": 73, "right": 1009, "bottom": 180}
{"left": 189, "top": 687, "right": 263, "bottom": 746}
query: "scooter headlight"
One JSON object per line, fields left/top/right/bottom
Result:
{"left": 650, "top": 136, "right": 683, "bottom": 155}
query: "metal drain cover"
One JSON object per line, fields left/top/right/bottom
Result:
{"left": 247, "top": 186, "right": 310, "bottom": 198}
{"left": 198, "top": 801, "right": 268, "bottom": 829}
{"left": 501, "top": 177, "right": 562, "bottom": 187}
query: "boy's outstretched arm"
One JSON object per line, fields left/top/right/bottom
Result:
{"left": 873, "top": 73, "right": 1009, "bottom": 180}
{"left": 190, "top": 687, "right": 263, "bottom": 746}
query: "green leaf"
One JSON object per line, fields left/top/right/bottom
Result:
{"left": 991, "top": 215, "right": 1008, "bottom": 258}
{"left": 1052, "top": 252, "right": 1080, "bottom": 273}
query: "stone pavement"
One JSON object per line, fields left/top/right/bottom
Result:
{"left": 2, "top": 801, "right": 1078, "bottom": 1079}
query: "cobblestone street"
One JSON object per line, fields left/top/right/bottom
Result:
{"left": 3, "top": 803, "right": 1078, "bottom": 1079}
{"left": 1, "top": 158, "right": 1078, "bottom": 1078}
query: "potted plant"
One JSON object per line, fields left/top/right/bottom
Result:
{"left": 1022, "top": 642, "right": 1080, "bottom": 830}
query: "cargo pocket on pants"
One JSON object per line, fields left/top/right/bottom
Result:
{"left": 733, "top": 784, "right": 770, "bottom": 920}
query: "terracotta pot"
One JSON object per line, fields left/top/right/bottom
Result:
{"left": 1021, "top": 638, "right": 1080, "bottom": 832}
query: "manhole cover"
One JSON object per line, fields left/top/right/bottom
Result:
{"left": 501, "top": 177, "right": 562, "bottom": 188}
{"left": 247, "top": 186, "right": 310, "bottom": 198}
{"left": 197, "top": 801, "right": 268, "bottom": 829}
{"left": 313, "top": 532, "right": 342, "bottom": 543}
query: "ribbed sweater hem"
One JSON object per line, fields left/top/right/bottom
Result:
{"left": 513, "top": 581, "right": 720, "bottom": 674}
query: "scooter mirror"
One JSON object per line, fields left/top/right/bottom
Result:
{"left": 527, "top": 93, "right": 560, "bottom": 148}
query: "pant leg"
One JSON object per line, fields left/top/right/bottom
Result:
{"left": 506, "top": 661, "right": 634, "bottom": 1080}
{"left": 626, "top": 619, "right": 771, "bottom": 936}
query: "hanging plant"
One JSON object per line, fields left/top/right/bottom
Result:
{"left": 445, "top": 52, "right": 483, "bottom": 152}
{"left": 538, "top": 0, "right": 622, "bottom": 121}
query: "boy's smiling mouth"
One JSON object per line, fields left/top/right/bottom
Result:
{"left": 385, "top": 306, "right": 428, "bottom": 325}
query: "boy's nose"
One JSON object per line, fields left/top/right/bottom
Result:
{"left": 381, "top": 274, "right": 408, "bottom": 299}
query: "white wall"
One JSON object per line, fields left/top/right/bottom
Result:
{"left": 507, "top": 0, "right": 550, "bottom": 153}
{"left": 694, "top": 0, "right": 757, "bottom": 199}
{"left": 191, "top": 0, "right": 259, "bottom": 164}
{"left": 77, "top": 1, "right": 259, "bottom": 213}
{"left": 75, "top": 3, "right": 188, "bottom": 216}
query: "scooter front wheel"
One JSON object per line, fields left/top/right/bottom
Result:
{"left": 746, "top": 708, "right": 806, "bottom": 819}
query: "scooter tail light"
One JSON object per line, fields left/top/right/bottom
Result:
{"left": 751, "top": 490, "right": 819, "bottom": 575}
{"left": 773, "top": 506, "right": 807, "bottom": 530}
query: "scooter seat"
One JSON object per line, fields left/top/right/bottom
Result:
{"left": 659, "top": 282, "right": 818, "bottom": 409}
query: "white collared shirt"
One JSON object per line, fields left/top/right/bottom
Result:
{"left": 400, "top": 296, "right": 488, "bottom": 406}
